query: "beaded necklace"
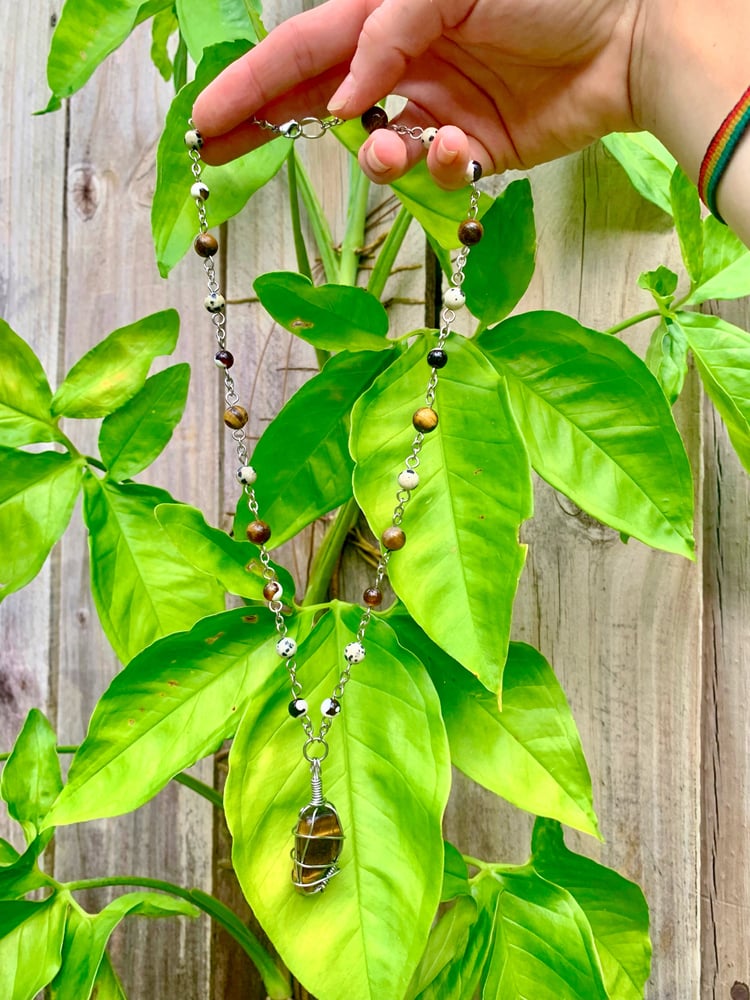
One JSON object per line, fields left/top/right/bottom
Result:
{"left": 184, "top": 108, "right": 483, "bottom": 894}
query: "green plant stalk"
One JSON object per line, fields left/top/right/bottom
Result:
{"left": 302, "top": 497, "right": 362, "bottom": 606}
{"left": 173, "top": 771, "right": 224, "bottom": 809}
{"left": 64, "top": 876, "right": 291, "bottom": 999}
{"left": 339, "top": 160, "right": 371, "bottom": 287}
{"left": 294, "top": 156, "right": 340, "bottom": 283}
{"left": 287, "top": 150, "right": 329, "bottom": 371}
{"left": 287, "top": 150, "right": 313, "bottom": 283}
{"left": 367, "top": 205, "right": 413, "bottom": 300}
{"left": 604, "top": 309, "right": 661, "bottom": 336}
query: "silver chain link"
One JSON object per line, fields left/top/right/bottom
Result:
{"left": 187, "top": 112, "right": 480, "bottom": 764}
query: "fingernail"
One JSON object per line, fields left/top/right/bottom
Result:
{"left": 436, "top": 141, "right": 459, "bottom": 167}
{"left": 366, "top": 145, "right": 390, "bottom": 174}
{"left": 328, "top": 74, "right": 355, "bottom": 115}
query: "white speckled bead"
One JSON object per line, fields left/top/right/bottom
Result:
{"left": 421, "top": 127, "right": 438, "bottom": 149}
{"left": 236, "top": 465, "right": 257, "bottom": 485}
{"left": 204, "top": 292, "right": 225, "bottom": 313}
{"left": 276, "top": 637, "right": 297, "bottom": 658}
{"left": 444, "top": 287, "right": 466, "bottom": 309}
{"left": 184, "top": 129, "right": 203, "bottom": 150}
{"left": 191, "top": 181, "right": 209, "bottom": 201}
{"left": 344, "top": 641, "right": 366, "bottom": 664}
{"left": 398, "top": 469, "right": 419, "bottom": 490}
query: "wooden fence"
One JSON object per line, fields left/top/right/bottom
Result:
{"left": 1, "top": 1, "right": 749, "bottom": 997}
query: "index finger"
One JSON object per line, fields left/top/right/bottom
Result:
{"left": 192, "top": 0, "right": 370, "bottom": 138}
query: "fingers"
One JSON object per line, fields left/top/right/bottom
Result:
{"left": 192, "top": 0, "right": 368, "bottom": 138}
{"left": 328, "top": 0, "right": 454, "bottom": 117}
{"left": 360, "top": 122, "right": 487, "bottom": 189}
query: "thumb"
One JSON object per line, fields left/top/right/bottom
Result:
{"left": 327, "top": 0, "right": 469, "bottom": 116}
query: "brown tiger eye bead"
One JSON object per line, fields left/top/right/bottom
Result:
{"left": 223, "top": 405, "right": 248, "bottom": 429}
{"left": 457, "top": 219, "right": 483, "bottom": 246}
{"left": 363, "top": 587, "right": 383, "bottom": 607}
{"left": 194, "top": 233, "right": 219, "bottom": 257}
{"left": 293, "top": 802, "right": 344, "bottom": 894}
{"left": 382, "top": 526, "right": 406, "bottom": 551}
{"left": 413, "top": 407, "right": 439, "bottom": 432}
{"left": 263, "top": 580, "right": 282, "bottom": 601}
{"left": 247, "top": 520, "right": 272, "bottom": 544}
{"left": 361, "top": 106, "right": 389, "bottom": 133}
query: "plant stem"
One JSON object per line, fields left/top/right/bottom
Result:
{"left": 302, "top": 497, "right": 361, "bottom": 606}
{"left": 287, "top": 150, "right": 313, "bottom": 283}
{"left": 294, "top": 156, "right": 339, "bottom": 283}
{"left": 64, "top": 876, "right": 291, "bottom": 999}
{"left": 462, "top": 854, "right": 492, "bottom": 871}
{"left": 366, "top": 206, "right": 413, "bottom": 300}
{"left": 339, "top": 160, "right": 370, "bottom": 287}
{"left": 604, "top": 309, "right": 661, "bottom": 336}
{"left": 173, "top": 772, "right": 224, "bottom": 809}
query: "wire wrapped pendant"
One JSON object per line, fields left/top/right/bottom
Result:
{"left": 292, "top": 757, "right": 344, "bottom": 894}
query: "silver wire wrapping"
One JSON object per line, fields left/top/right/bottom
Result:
{"left": 187, "top": 112, "right": 480, "bottom": 891}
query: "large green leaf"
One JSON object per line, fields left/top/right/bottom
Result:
{"left": 0, "top": 448, "right": 83, "bottom": 601}
{"left": 479, "top": 311, "right": 695, "bottom": 558}
{"left": 156, "top": 503, "right": 296, "bottom": 599}
{"left": 644, "top": 316, "right": 688, "bottom": 405}
{"left": 0, "top": 834, "right": 54, "bottom": 901}
{"left": 441, "top": 841, "right": 470, "bottom": 902}
{"left": 411, "top": 890, "right": 495, "bottom": 1000}
{"left": 175, "top": 0, "right": 258, "bottom": 62}
{"left": 0, "top": 319, "right": 64, "bottom": 447}
{"left": 679, "top": 311, "right": 750, "bottom": 471}
{"left": 0, "top": 896, "right": 68, "bottom": 1000}
{"left": 100, "top": 364, "right": 190, "bottom": 481}
{"left": 389, "top": 611, "right": 599, "bottom": 837}
{"left": 51, "top": 311, "right": 179, "bottom": 418}
{"left": 600, "top": 132, "right": 676, "bottom": 216}
{"left": 226, "top": 603, "right": 451, "bottom": 1000}
{"left": 234, "top": 349, "right": 394, "bottom": 547}
{"left": 461, "top": 179, "right": 536, "bottom": 326}
{"left": 44, "top": 608, "right": 282, "bottom": 828}
{"left": 153, "top": 41, "right": 288, "bottom": 276}
{"left": 684, "top": 215, "right": 750, "bottom": 305}
{"left": 670, "top": 167, "right": 703, "bottom": 284}
{"left": 532, "top": 819, "right": 651, "bottom": 1000}
{"left": 43, "top": 0, "right": 171, "bottom": 111}
{"left": 50, "top": 892, "right": 197, "bottom": 1000}
{"left": 254, "top": 273, "right": 391, "bottom": 353}
{"left": 0, "top": 710, "right": 62, "bottom": 843}
{"left": 0, "top": 841, "right": 20, "bottom": 866}
{"left": 89, "top": 953, "right": 127, "bottom": 998}
{"left": 150, "top": 7, "right": 178, "bottom": 81}
{"left": 351, "top": 335, "right": 532, "bottom": 692}
{"left": 408, "top": 896, "right": 479, "bottom": 997}
{"left": 82, "top": 477, "right": 225, "bottom": 662}
{"left": 481, "top": 867, "right": 609, "bottom": 999}
{"left": 335, "top": 120, "right": 493, "bottom": 248}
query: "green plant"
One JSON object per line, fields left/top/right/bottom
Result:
{"left": 2, "top": 3, "right": 750, "bottom": 998}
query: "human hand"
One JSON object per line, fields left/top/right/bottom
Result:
{"left": 192, "top": 0, "right": 643, "bottom": 188}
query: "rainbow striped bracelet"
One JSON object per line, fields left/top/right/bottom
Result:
{"left": 698, "top": 84, "right": 750, "bottom": 224}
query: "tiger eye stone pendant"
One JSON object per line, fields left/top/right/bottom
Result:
{"left": 292, "top": 760, "right": 344, "bottom": 894}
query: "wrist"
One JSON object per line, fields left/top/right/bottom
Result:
{"left": 631, "top": 0, "right": 750, "bottom": 182}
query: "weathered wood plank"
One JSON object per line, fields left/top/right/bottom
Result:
{"left": 701, "top": 297, "right": 750, "bottom": 1000}
{"left": 48, "top": 25, "right": 217, "bottom": 997}
{"left": 0, "top": 0, "right": 66, "bottom": 850}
